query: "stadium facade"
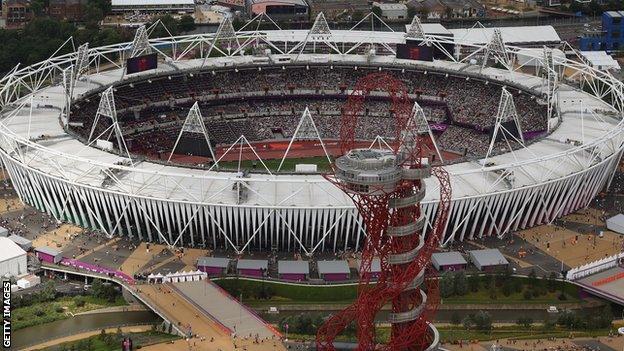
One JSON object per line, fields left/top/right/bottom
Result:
{"left": 0, "top": 17, "right": 623, "bottom": 254}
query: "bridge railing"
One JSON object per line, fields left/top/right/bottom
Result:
{"left": 566, "top": 252, "right": 624, "bottom": 281}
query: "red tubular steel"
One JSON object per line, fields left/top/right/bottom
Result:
{"left": 316, "top": 72, "right": 452, "bottom": 350}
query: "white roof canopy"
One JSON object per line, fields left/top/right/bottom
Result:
{"left": 580, "top": 51, "right": 621, "bottom": 71}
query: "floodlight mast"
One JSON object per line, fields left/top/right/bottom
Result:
{"left": 316, "top": 73, "right": 451, "bottom": 351}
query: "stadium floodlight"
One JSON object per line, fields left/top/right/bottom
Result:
{"left": 484, "top": 87, "right": 525, "bottom": 163}
{"left": 130, "top": 25, "right": 152, "bottom": 58}
{"left": 543, "top": 47, "right": 560, "bottom": 132}
{"left": 404, "top": 101, "right": 444, "bottom": 163}
{"left": 277, "top": 107, "right": 331, "bottom": 172}
{"left": 88, "top": 86, "right": 132, "bottom": 160}
{"left": 405, "top": 15, "right": 426, "bottom": 41}
{"left": 74, "top": 43, "right": 90, "bottom": 78}
{"left": 295, "top": 12, "right": 340, "bottom": 61}
{"left": 482, "top": 28, "right": 511, "bottom": 71}
{"left": 168, "top": 101, "right": 217, "bottom": 165}
{"left": 61, "top": 65, "right": 74, "bottom": 127}
{"left": 201, "top": 17, "right": 239, "bottom": 68}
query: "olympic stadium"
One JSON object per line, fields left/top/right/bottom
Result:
{"left": 0, "top": 15, "right": 623, "bottom": 256}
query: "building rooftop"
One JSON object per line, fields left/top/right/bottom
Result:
{"left": 278, "top": 260, "right": 310, "bottom": 274}
{"left": 35, "top": 246, "right": 62, "bottom": 257}
{"left": 197, "top": 257, "right": 230, "bottom": 268}
{"left": 449, "top": 25, "right": 560, "bottom": 45}
{"left": 469, "top": 248, "right": 508, "bottom": 267}
{"left": 237, "top": 259, "right": 268, "bottom": 270}
{"left": 432, "top": 251, "right": 467, "bottom": 267}
{"left": 375, "top": 3, "right": 407, "bottom": 10}
{"left": 356, "top": 258, "right": 381, "bottom": 273}
{"left": 7, "top": 234, "right": 31, "bottom": 246}
{"left": 0, "top": 237, "right": 26, "bottom": 262}
{"left": 111, "top": 0, "right": 194, "bottom": 6}
{"left": 317, "top": 260, "right": 350, "bottom": 274}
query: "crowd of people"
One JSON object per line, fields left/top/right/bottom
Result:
{"left": 68, "top": 66, "right": 547, "bottom": 161}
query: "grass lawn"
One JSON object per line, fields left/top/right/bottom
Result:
{"left": 438, "top": 327, "right": 612, "bottom": 343}
{"left": 282, "top": 326, "right": 612, "bottom": 344}
{"left": 215, "top": 277, "right": 580, "bottom": 307}
{"left": 14, "top": 295, "right": 127, "bottom": 331}
{"left": 41, "top": 330, "right": 179, "bottom": 351}
{"left": 217, "top": 156, "right": 332, "bottom": 172}
{"left": 215, "top": 279, "right": 357, "bottom": 306}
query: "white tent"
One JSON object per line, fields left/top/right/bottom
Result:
{"left": 0, "top": 237, "right": 27, "bottom": 277}
{"left": 606, "top": 214, "right": 624, "bottom": 234}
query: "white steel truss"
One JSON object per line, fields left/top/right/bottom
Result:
{"left": 168, "top": 101, "right": 217, "bottom": 164}
{"left": 201, "top": 17, "right": 239, "bottom": 67}
{"left": 277, "top": 107, "right": 331, "bottom": 172}
{"left": 88, "top": 87, "right": 131, "bottom": 159}
{"left": 295, "top": 13, "right": 340, "bottom": 60}
{"left": 406, "top": 15, "right": 426, "bottom": 41}
{"left": 482, "top": 28, "right": 511, "bottom": 71}
{"left": 485, "top": 87, "right": 526, "bottom": 163}
{"left": 543, "top": 47, "right": 560, "bottom": 130}
{"left": 130, "top": 25, "right": 152, "bottom": 58}
{"left": 74, "top": 43, "right": 90, "bottom": 78}
{"left": 406, "top": 101, "right": 444, "bottom": 163}
{"left": 61, "top": 65, "right": 74, "bottom": 127}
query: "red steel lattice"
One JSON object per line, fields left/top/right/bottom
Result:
{"left": 316, "top": 72, "right": 452, "bottom": 350}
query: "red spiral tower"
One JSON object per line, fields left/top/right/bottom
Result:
{"left": 316, "top": 72, "right": 452, "bottom": 350}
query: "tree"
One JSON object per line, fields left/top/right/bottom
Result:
{"left": 473, "top": 310, "right": 492, "bottom": 331}
{"left": 351, "top": 11, "right": 364, "bottom": 22}
{"left": 439, "top": 272, "right": 455, "bottom": 298}
{"left": 467, "top": 275, "right": 480, "bottom": 292}
{"left": 517, "top": 316, "right": 533, "bottom": 329}
{"left": 39, "top": 280, "right": 57, "bottom": 301}
{"left": 451, "top": 311, "right": 462, "bottom": 325}
{"left": 453, "top": 271, "right": 468, "bottom": 296}
{"left": 528, "top": 268, "right": 538, "bottom": 289}
{"left": 547, "top": 271, "right": 557, "bottom": 292}
{"left": 407, "top": 6, "right": 418, "bottom": 20}
{"left": 179, "top": 15, "right": 196, "bottom": 33}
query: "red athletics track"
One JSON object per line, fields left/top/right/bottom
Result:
{"left": 165, "top": 138, "right": 461, "bottom": 165}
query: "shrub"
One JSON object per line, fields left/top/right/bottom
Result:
{"left": 74, "top": 296, "right": 86, "bottom": 307}
{"left": 34, "top": 309, "right": 45, "bottom": 317}
{"left": 55, "top": 306, "right": 64, "bottom": 313}
{"left": 523, "top": 289, "right": 533, "bottom": 300}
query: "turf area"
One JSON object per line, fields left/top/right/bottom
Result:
{"left": 216, "top": 156, "right": 332, "bottom": 172}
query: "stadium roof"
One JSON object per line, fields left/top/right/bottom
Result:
{"left": 111, "top": 0, "right": 194, "bottom": 6}
{"left": 0, "top": 237, "right": 26, "bottom": 262}
{"left": 431, "top": 252, "right": 467, "bottom": 267}
{"left": 448, "top": 26, "right": 560, "bottom": 45}
{"left": 237, "top": 259, "right": 268, "bottom": 270}
{"left": 197, "top": 257, "right": 230, "bottom": 268}
{"left": 469, "top": 249, "right": 508, "bottom": 267}
{"left": 317, "top": 260, "right": 350, "bottom": 275}
{"left": 404, "top": 23, "right": 453, "bottom": 36}
{"left": 35, "top": 246, "right": 62, "bottom": 257}
{"left": 278, "top": 260, "right": 310, "bottom": 274}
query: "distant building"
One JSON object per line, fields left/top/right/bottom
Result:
{"left": 246, "top": 0, "right": 309, "bottom": 21}
{"left": 1, "top": 0, "right": 33, "bottom": 29}
{"left": 236, "top": 259, "right": 268, "bottom": 277}
{"left": 111, "top": 0, "right": 195, "bottom": 13}
{"left": 317, "top": 260, "right": 350, "bottom": 281}
{"left": 408, "top": 0, "right": 484, "bottom": 19}
{"left": 217, "top": 0, "right": 245, "bottom": 9}
{"left": 197, "top": 257, "right": 230, "bottom": 275}
{"left": 373, "top": 2, "right": 408, "bottom": 20}
{"left": 580, "top": 11, "right": 624, "bottom": 52}
{"left": 49, "top": 0, "right": 86, "bottom": 21}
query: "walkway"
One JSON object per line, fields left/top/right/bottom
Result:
{"left": 135, "top": 283, "right": 286, "bottom": 351}
{"left": 577, "top": 266, "right": 624, "bottom": 305}
{"left": 172, "top": 280, "right": 281, "bottom": 339}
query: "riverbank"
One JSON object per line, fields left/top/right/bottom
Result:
{"left": 23, "top": 325, "right": 154, "bottom": 351}
{"left": 14, "top": 295, "right": 127, "bottom": 330}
